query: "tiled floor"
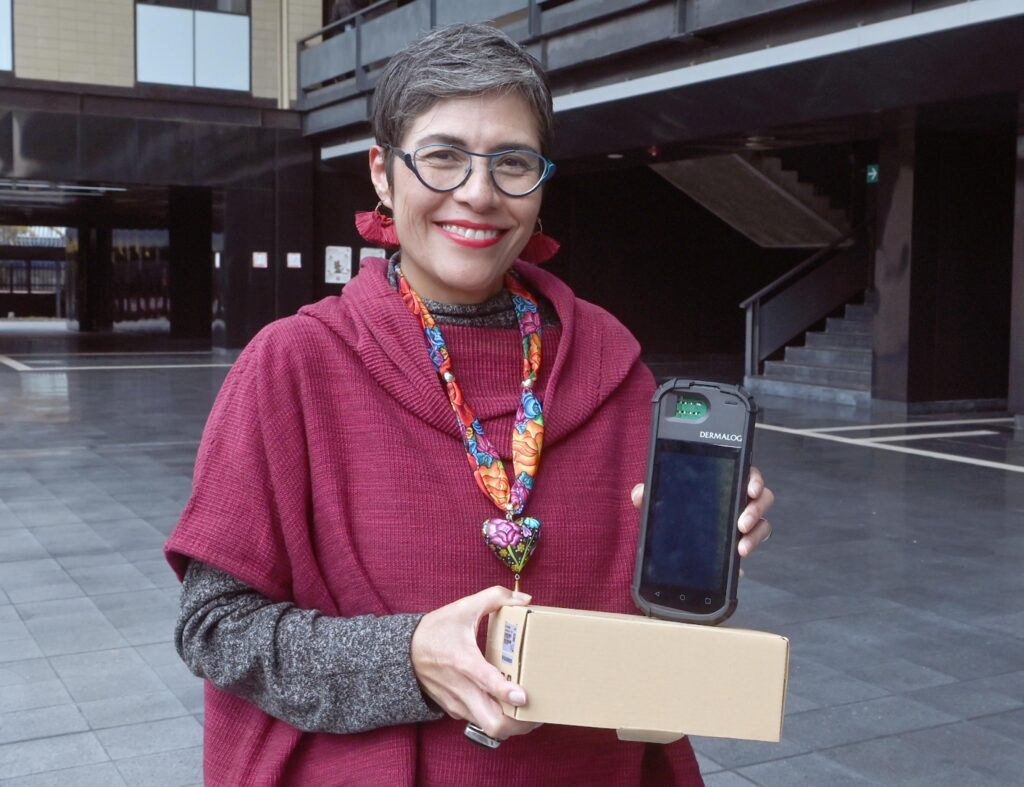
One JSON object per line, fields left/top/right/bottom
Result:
{"left": 1, "top": 323, "right": 1023, "bottom": 785}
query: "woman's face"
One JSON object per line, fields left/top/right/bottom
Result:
{"left": 369, "top": 93, "right": 544, "bottom": 304}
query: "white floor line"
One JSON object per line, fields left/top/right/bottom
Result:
{"left": 0, "top": 354, "right": 31, "bottom": 371}
{"left": 98, "top": 440, "right": 201, "bottom": 450}
{"left": 0, "top": 439, "right": 202, "bottom": 459}
{"left": 0, "top": 447, "right": 82, "bottom": 458}
{"left": 18, "top": 363, "right": 233, "bottom": 372}
{"left": 857, "top": 429, "right": 999, "bottom": 443}
{"left": 7, "top": 350, "right": 213, "bottom": 358}
{"left": 756, "top": 423, "right": 1024, "bottom": 474}
{"left": 805, "top": 417, "right": 1014, "bottom": 433}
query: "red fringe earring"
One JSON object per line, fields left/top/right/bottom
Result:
{"left": 519, "top": 219, "right": 560, "bottom": 264}
{"left": 355, "top": 202, "right": 400, "bottom": 247}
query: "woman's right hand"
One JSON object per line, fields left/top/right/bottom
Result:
{"left": 411, "top": 586, "right": 541, "bottom": 741}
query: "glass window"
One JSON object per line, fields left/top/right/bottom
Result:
{"left": 136, "top": 4, "right": 194, "bottom": 87}
{"left": 136, "top": 1, "right": 250, "bottom": 91}
{"left": 0, "top": 0, "right": 11, "bottom": 72}
{"left": 140, "top": 1, "right": 248, "bottom": 12}
{"left": 194, "top": 0, "right": 249, "bottom": 13}
{"left": 138, "top": 0, "right": 192, "bottom": 7}
{"left": 195, "top": 11, "right": 250, "bottom": 91}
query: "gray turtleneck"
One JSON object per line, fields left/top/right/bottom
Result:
{"left": 175, "top": 269, "right": 558, "bottom": 734}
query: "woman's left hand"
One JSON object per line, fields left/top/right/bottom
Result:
{"left": 630, "top": 465, "right": 775, "bottom": 558}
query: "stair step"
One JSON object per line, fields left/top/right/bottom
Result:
{"left": 762, "top": 361, "right": 871, "bottom": 388}
{"left": 826, "top": 317, "right": 871, "bottom": 335}
{"left": 806, "top": 330, "right": 872, "bottom": 350}
{"left": 744, "top": 375, "right": 871, "bottom": 406}
{"left": 843, "top": 303, "right": 874, "bottom": 323}
{"left": 785, "top": 346, "right": 872, "bottom": 369}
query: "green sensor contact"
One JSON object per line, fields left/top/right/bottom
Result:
{"left": 675, "top": 396, "right": 708, "bottom": 420}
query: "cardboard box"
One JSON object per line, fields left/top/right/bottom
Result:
{"left": 484, "top": 605, "right": 789, "bottom": 744}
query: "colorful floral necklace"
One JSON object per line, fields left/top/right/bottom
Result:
{"left": 397, "top": 266, "right": 544, "bottom": 591}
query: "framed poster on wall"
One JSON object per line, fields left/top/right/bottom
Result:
{"left": 325, "top": 246, "right": 352, "bottom": 284}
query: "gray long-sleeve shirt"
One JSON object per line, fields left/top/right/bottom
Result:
{"left": 174, "top": 267, "right": 560, "bottom": 733}
{"left": 176, "top": 560, "right": 442, "bottom": 733}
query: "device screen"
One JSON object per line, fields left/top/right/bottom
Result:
{"left": 642, "top": 438, "right": 740, "bottom": 601}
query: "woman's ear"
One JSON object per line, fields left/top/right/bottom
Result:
{"left": 368, "top": 146, "right": 392, "bottom": 209}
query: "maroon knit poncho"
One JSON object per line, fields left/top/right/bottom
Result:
{"left": 165, "top": 258, "right": 703, "bottom": 786}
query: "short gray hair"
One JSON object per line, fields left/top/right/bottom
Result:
{"left": 371, "top": 24, "right": 554, "bottom": 156}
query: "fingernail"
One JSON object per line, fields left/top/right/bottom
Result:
{"left": 739, "top": 513, "right": 756, "bottom": 531}
{"left": 512, "top": 592, "right": 532, "bottom": 603}
{"left": 509, "top": 689, "right": 526, "bottom": 706}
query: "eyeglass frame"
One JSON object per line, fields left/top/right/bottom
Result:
{"left": 383, "top": 143, "right": 557, "bottom": 197}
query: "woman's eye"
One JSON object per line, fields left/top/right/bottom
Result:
{"left": 495, "top": 154, "right": 538, "bottom": 175}
{"left": 419, "top": 149, "right": 465, "bottom": 166}
{"left": 496, "top": 155, "right": 528, "bottom": 170}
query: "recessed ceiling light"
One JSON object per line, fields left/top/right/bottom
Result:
{"left": 607, "top": 153, "right": 624, "bottom": 159}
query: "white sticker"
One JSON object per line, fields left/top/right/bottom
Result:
{"left": 325, "top": 246, "right": 352, "bottom": 284}
{"left": 501, "top": 622, "right": 518, "bottom": 665}
{"left": 214, "top": 252, "right": 221, "bottom": 269}
{"left": 286, "top": 252, "right": 302, "bottom": 269}
{"left": 359, "top": 246, "right": 386, "bottom": 262}
{"left": 252, "top": 251, "right": 268, "bottom": 269}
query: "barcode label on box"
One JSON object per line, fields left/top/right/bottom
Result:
{"left": 502, "top": 622, "right": 518, "bottom": 664}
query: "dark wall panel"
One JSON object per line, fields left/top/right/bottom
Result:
{"left": 907, "top": 101, "right": 1016, "bottom": 402}
{"left": 80, "top": 115, "right": 139, "bottom": 183}
{"left": 169, "top": 186, "right": 213, "bottom": 340}
{"left": 542, "top": 167, "right": 805, "bottom": 362}
{"left": 313, "top": 165, "right": 379, "bottom": 302}
{"left": 0, "top": 111, "right": 14, "bottom": 176}
{"left": 137, "top": 120, "right": 196, "bottom": 185}
{"left": 12, "top": 110, "right": 79, "bottom": 180}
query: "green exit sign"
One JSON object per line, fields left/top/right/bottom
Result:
{"left": 866, "top": 164, "right": 880, "bottom": 184}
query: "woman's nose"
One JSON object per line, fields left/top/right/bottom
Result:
{"left": 452, "top": 162, "right": 500, "bottom": 209}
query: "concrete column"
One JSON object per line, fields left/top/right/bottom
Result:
{"left": 1010, "top": 127, "right": 1024, "bottom": 430}
{"left": 168, "top": 187, "right": 213, "bottom": 341}
{"left": 873, "top": 99, "right": 1017, "bottom": 412}
{"left": 871, "top": 110, "right": 915, "bottom": 405}
{"left": 74, "top": 226, "right": 114, "bottom": 332}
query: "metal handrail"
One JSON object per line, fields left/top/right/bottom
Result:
{"left": 739, "top": 222, "right": 864, "bottom": 310}
{"left": 297, "top": 0, "right": 655, "bottom": 96}
{"left": 740, "top": 222, "right": 870, "bottom": 378}
{"left": 300, "top": 0, "right": 397, "bottom": 48}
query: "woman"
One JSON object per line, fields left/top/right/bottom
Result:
{"left": 166, "top": 23, "right": 774, "bottom": 786}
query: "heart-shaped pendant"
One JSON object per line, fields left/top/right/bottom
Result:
{"left": 482, "top": 516, "right": 541, "bottom": 574}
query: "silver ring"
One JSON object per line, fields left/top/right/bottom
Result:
{"left": 464, "top": 722, "right": 501, "bottom": 749}
{"left": 759, "top": 517, "right": 772, "bottom": 542}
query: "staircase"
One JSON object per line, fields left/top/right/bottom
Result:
{"left": 744, "top": 298, "right": 873, "bottom": 406}
{"left": 650, "top": 153, "right": 849, "bottom": 248}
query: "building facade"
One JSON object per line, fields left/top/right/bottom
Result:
{"left": 0, "top": 0, "right": 1021, "bottom": 424}
{"left": 304, "top": 0, "right": 1024, "bottom": 422}
{"left": 0, "top": 0, "right": 322, "bottom": 345}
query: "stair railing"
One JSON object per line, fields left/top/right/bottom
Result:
{"left": 740, "top": 223, "right": 869, "bottom": 378}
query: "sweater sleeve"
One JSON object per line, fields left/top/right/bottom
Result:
{"left": 176, "top": 559, "right": 444, "bottom": 734}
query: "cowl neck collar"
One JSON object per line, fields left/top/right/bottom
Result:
{"left": 299, "top": 258, "right": 642, "bottom": 447}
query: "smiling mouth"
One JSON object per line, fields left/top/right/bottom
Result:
{"left": 439, "top": 223, "right": 503, "bottom": 240}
